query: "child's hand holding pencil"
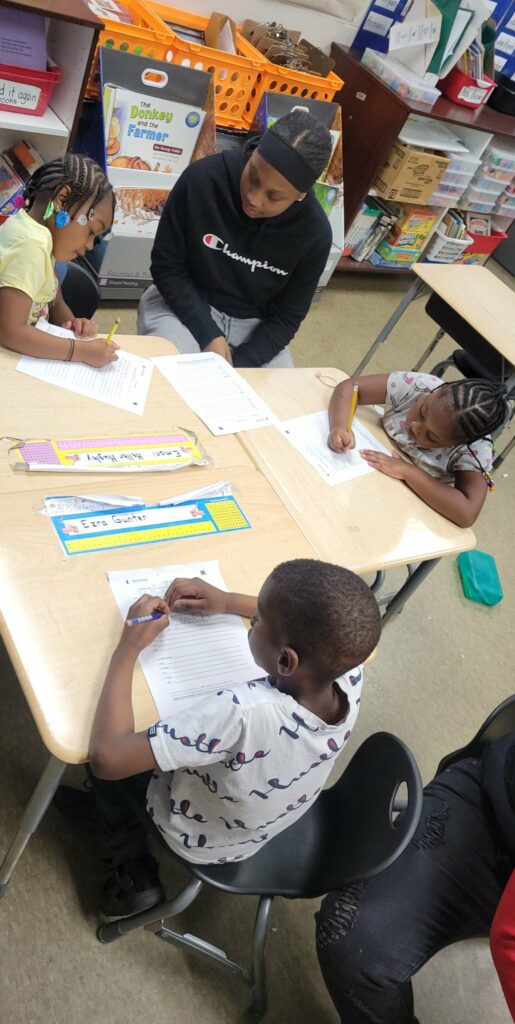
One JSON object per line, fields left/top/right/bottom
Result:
{"left": 328, "top": 383, "right": 359, "bottom": 453}
{"left": 328, "top": 427, "right": 356, "bottom": 453}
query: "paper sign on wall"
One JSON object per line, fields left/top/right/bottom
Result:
{"left": 389, "top": 15, "right": 440, "bottom": 48}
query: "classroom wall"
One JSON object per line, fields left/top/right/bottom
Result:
{"left": 158, "top": 0, "right": 366, "bottom": 51}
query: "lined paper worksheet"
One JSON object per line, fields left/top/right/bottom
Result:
{"left": 154, "top": 352, "right": 277, "bottom": 435}
{"left": 278, "top": 410, "right": 391, "bottom": 485}
{"left": 109, "top": 560, "right": 262, "bottom": 716}
{"left": 17, "top": 348, "right": 153, "bottom": 415}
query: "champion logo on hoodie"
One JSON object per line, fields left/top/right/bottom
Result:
{"left": 202, "top": 233, "right": 288, "bottom": 277}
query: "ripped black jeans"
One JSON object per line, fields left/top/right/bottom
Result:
{"left": 316, "top": 759, "right": 513, "bottom": 1024}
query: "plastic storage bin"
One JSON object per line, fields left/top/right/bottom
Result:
{"left": 243, "top": 50, "right": 343, "bottom": 129}
{"left": 440, "top": 168, "right": 476, "bottom": 187}
{"left": 423, "top": 225, "right": 473, "bottom": 263}
{"left": 478, "top": 162, "right": 514, "bottom": 184}
{"left": 362, "top": 49, "right": 440, "bottom": 106}
{"left": 433, "top": 180, "right": 468, "bottom": 200}
{"left": 86, "top": 0, "right": 173, "bottom": 99}
{"left": 470, "top": 173, "right": 509, "bottom": 195}
{"left": 439, "top": 66, "right": 496, "bottom": 108}
{"left": 457, "top": 550, "right": 503, "bottom": 606}
{"left": 483, "top": 138, "right": 515, "bottom": 171}
{"left": 488, "top": 73, "right": 515, "bottom": 116}
{"left": 461, "top": 184, "right": 498, "bottom": 210}
{"left": 459, "top": 226, "right": 508, "bottom": 264}
{"left": 494, "top": 196, "right": 515, "bottom": 216}
{"left": 0, "top": 61, "right": 61, "bottom": 116}
{"left": 148, "top": 3, "right": 265, "bottom": 129}
{"left": 430, "top": 191, "right": 454, "bottom": 206}
{"left": 446, "top": 154, "right": 481, "bottom": 175}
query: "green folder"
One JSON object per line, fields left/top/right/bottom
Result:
{"left": 428, "top": 0, "right": 472, "bottom": 75}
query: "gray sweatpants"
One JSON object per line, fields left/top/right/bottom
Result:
{"left": 137, "top": 285, "right": 293, "bottom": 368}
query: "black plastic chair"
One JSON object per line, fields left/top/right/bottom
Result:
{"left": 416, "top": 292, "right": 515, "bottom": 468}
{"left": 424, "top": 291, "right": 513, "bottom": 383}
{"left": 61, "top": 259, "right": 100, "bottom": 320}
{"left": 437, "top": 694, "right": 515, "bottom": 775}
{"left": 97, "top": 732, "right": 422, "bottom": 1020}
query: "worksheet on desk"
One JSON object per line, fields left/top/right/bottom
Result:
{"left": 154, "top": 352, "right": 277, "bottom": 434}
{"left": 278, "top": 410, "right": 390, "bottom": 485}
{"left": 108, "top": 560, "right": 263, "bottom": 717}
{"left": 16, "top": 348, "right": 153, "bottom": 415}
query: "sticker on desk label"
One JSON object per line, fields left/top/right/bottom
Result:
{"left": 48, "top": 496, "right": 250, "bottom": 556}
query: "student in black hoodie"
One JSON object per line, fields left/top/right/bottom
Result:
{"left": 137, "top": 110, "right": 333, "bottom": 368}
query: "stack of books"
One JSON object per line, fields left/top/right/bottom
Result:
{"left": 345, "top": 198, "right": 397, "bottom": 263}
{"left": 440, "top": 209, "right": 467, "bottom": 239}
{"left": 345, "top": 197, "right": 440, "bottom": 269}
{"left": 0, "top": 140, "right": 44, "bottom": 218}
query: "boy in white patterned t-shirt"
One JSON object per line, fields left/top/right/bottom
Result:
{"left": 80, "top": 559, "right": 380, "bottom": 917}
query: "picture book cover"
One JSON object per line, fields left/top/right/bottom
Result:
{"left": 104, "top": 85, "right": 205, "bottom": 175}
{"left": 112, "top": 185, "right": 171, "bottom": 237}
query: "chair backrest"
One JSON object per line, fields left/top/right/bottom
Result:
{"left": 310, "top": 731, "right": 423, "bottom": 895}
{"left": 437, "top": 694, "right": 515, "bottom": 775}
{"left": 192, "top": 732, "right": 422, "bottom": 900}
{"left": 425, "top": 292, "right": 513, "bottom": 378}
{"left": 61, "top": 260, "right": 100, "bottom": 320}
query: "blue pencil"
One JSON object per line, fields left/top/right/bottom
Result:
{"left": 126, "top": 611, "right": 165, "bottom": 626}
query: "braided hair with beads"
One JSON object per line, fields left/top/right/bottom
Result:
{"left": 437, "top": 378, "right": 509, "bottom": 489}
{"left": 24, "top": 153, "right": 113, "bottom": 218}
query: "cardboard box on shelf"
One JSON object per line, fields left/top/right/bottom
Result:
{"left": 376, "top": 238, "right": 421, "bottom": 263}
{"left": 387, "top": 204, "right": 439, "bottom": 248}
{"left": 374, "top": 142, "right": 450, "bottom": 203}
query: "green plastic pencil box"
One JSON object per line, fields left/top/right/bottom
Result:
{"left": 457, "top": 550, "right": 503, "bottom": 607}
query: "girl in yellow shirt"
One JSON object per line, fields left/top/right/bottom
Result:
{"left": 0, "top": 153, "right": 118, "bottom": 366}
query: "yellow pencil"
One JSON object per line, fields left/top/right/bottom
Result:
{"left": 346, "top": 383, "right": 359, "bottom": 432}
{"left": 105, "top": 317, "right": 120, "bottom": 346}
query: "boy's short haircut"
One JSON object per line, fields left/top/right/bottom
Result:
{"left": 264, "top": 559, "right": 381, "bottom": 677}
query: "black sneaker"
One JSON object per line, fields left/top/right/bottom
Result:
{"left": 53, "top": 784, "right": 108, "bottom": 838}
{"left": 101, "top": 853, "right": 165, "bottom": 917}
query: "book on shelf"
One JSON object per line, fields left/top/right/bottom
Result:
{"left": 350, "top": 198, "right": 397, "bottom": 262}
{"left": 343, "top": 199, "right": 383, "bottom": 255}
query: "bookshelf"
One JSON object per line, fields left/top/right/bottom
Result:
{"left": 0, "top": 0, "right": 101, "bottom": 161}
{"left": 331, "top": 46, "right": 515, "bottom": 274}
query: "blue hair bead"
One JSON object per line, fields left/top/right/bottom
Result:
{"left": 55, "top": 210, "right": 70, "bottom": 228}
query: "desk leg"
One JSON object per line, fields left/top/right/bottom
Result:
{"left": 412, "top": 328, "right": 446, "bottom": 372}
{"left": 494, "top": 432, "right": 515, "bottom": 469}
{"left": 352, "top": 280, "right": 427, "bottom": 377}
{"left": 381, "top": 558, "right": 440, "bottom": 627}
{"left": 0, "top": 754, "right": 65, "bottom": 897}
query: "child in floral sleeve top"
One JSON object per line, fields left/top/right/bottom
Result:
{"left": 328, "top": 371, "right": 508, "bottom": 527}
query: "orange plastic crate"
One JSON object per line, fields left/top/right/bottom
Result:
{"left": 146, "top": 4, "right": 266, "bottom": 129}
{"left": 243, "top": 61, "right": 343, "bottom": 128}
{"left": 85, "top": 0, "right": 173, "bottom": 99}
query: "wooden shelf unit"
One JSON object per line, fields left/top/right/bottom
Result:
{"left": 0, "top": 0, "right": 101, "bottom": 160}
{"left": 331, "top": 46, "right": 515, "bottom": 274}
